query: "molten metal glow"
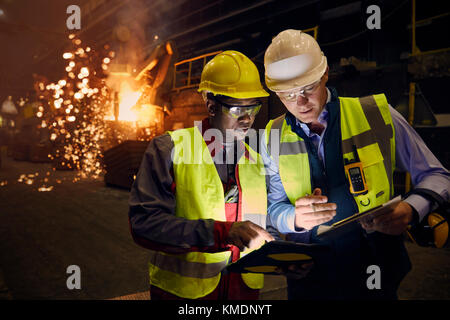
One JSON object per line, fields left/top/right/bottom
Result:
{"left": 117, "top": 83, "right": 142, "bottom": 122}
{"left": 4, "top": 33, "right": 154, "bottom": 191}
{"left": 63, "top": 52, "right": 74, "bottom": 59}
{"left": 38, "top": 186, "right": 54, "bottom": 192}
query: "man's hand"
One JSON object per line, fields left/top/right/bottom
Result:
{"left": 294, "top": 188, "right": 336, "bottom": 230}
{"left": 226, "top": 221, "right": 274, "bottom": 251}
{"left": 275, "top": 262, "right": 314, "bottom": 280}
{"left": 360, "top": 201, "right": 413, "bottom": 235}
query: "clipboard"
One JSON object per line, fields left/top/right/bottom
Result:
{"left": 316, "top": 195, "right": 402, "bottom": 239}
{"left": 224, "top": 240, "right": 330, "bottom": 275}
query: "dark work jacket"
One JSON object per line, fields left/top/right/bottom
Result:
{"left": 284, "top": 88, "right": 411, "bottom": 300}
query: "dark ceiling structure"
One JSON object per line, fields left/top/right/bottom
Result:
{"left": 0, "top": 0, "right": 448, "bottom": 101}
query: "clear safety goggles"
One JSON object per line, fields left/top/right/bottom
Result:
{"left": 213, "top": 96, "right": 262, "bottom": 119}
{"left": 277, "top": 80, "right": 321, "bottom": 102}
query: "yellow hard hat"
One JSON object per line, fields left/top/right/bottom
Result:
{"left": 264, "top": 29, "right": 327, "bottom": 92}
{"left": 198, "top": 50, "right": 269, "bottom": 99}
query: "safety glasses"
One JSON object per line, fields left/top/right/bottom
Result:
{"left": 212, "top": 96, "right": 262, "bottom": 119}
{"left": 277, "top": 80, "right": 321, "bottom": 102}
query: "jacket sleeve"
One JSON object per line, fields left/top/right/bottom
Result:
{"left": 128, "top": 134, "right": 233, "bottom": 253}
{"left": 390, "top": 106, "right": 450, "bottom": 221}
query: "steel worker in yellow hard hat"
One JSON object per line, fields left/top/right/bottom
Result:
{"left": 261, "top": 29, "right": 449, "bottom": 299}
{"left": 128, "top": 50, "right": 278, "bottom": 300}
{"left": 198, "top": 51, "right": 268, "bottom": 141}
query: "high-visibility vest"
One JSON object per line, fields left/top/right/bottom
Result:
{"left": 148, "top": 126, "right": 267, "bottom": 299}
{"left": 265, "top": 94, "right": 395, "bottom": 213}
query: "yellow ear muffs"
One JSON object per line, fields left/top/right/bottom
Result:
{"left": 428, "top": 213, "right": 449, "bottom": 248}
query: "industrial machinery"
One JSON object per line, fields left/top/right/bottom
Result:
{"left": 103, "top": 41, "right": 175, "bottom": 189}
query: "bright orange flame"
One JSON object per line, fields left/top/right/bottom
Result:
{"left": 117, "top": 83, "right": 142, "bottom": 122}
{"left": 136, "top": 104, "right": 160, "bottom": 127}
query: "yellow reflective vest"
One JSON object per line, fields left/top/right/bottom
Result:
{"left": 265, "top": 94, "right": 395, "bottom": 213}
{"left": 148, "top": 126, "right": 267, "bottom": 299}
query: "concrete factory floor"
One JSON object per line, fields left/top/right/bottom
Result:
{"left": 0, "top": 154, "right": 449, "bottom": 300}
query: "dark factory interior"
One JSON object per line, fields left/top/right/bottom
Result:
{"left": 0, "top": 0, "right": 449, "bottom": 303}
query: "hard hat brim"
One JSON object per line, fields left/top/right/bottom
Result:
{"left": 198, "top": 84, "right": 269, "bottom": 99}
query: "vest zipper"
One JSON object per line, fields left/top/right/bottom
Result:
{"left": 235, "top": 164, "right": 242, "bottom": 222}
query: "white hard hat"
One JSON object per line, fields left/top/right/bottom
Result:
{"left": 1, "top": 97, "right": 18, "bottom": 115}
{"left": 264, "top": 29, "right": 327, "bottom": 92}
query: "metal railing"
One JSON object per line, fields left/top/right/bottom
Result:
{"left": 172, "top": 51, "right": 222, "bottom": 91}
{"left": 302, "top": 25, "right": 319, "bottom": 40}
{"left": 171, "top": 25, "right": 318, "bottom": 92}
{"left": 410, "top": 0, "right": 450, "bottom": 57}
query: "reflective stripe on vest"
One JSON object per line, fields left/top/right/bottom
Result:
{"left": 265, "top": 115, "right": 311, "bottom": 205}
{"left": 148, "top": 126, "right": 267, "bottom": 299}
{"left": 236, "top": 145, "right": 267, "bottom": 290}
{"left": 339, "top": 94, "right": 395, "bottom": 211}
{"left": 265, "top": 94, "right": 395, "bottom": 212}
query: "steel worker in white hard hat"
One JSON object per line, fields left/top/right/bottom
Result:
{"left": 128, "top": 50, "right": 278, "bottom": 300}
{"left": 261, "top": 29, "right": 449, "bottom": 299}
